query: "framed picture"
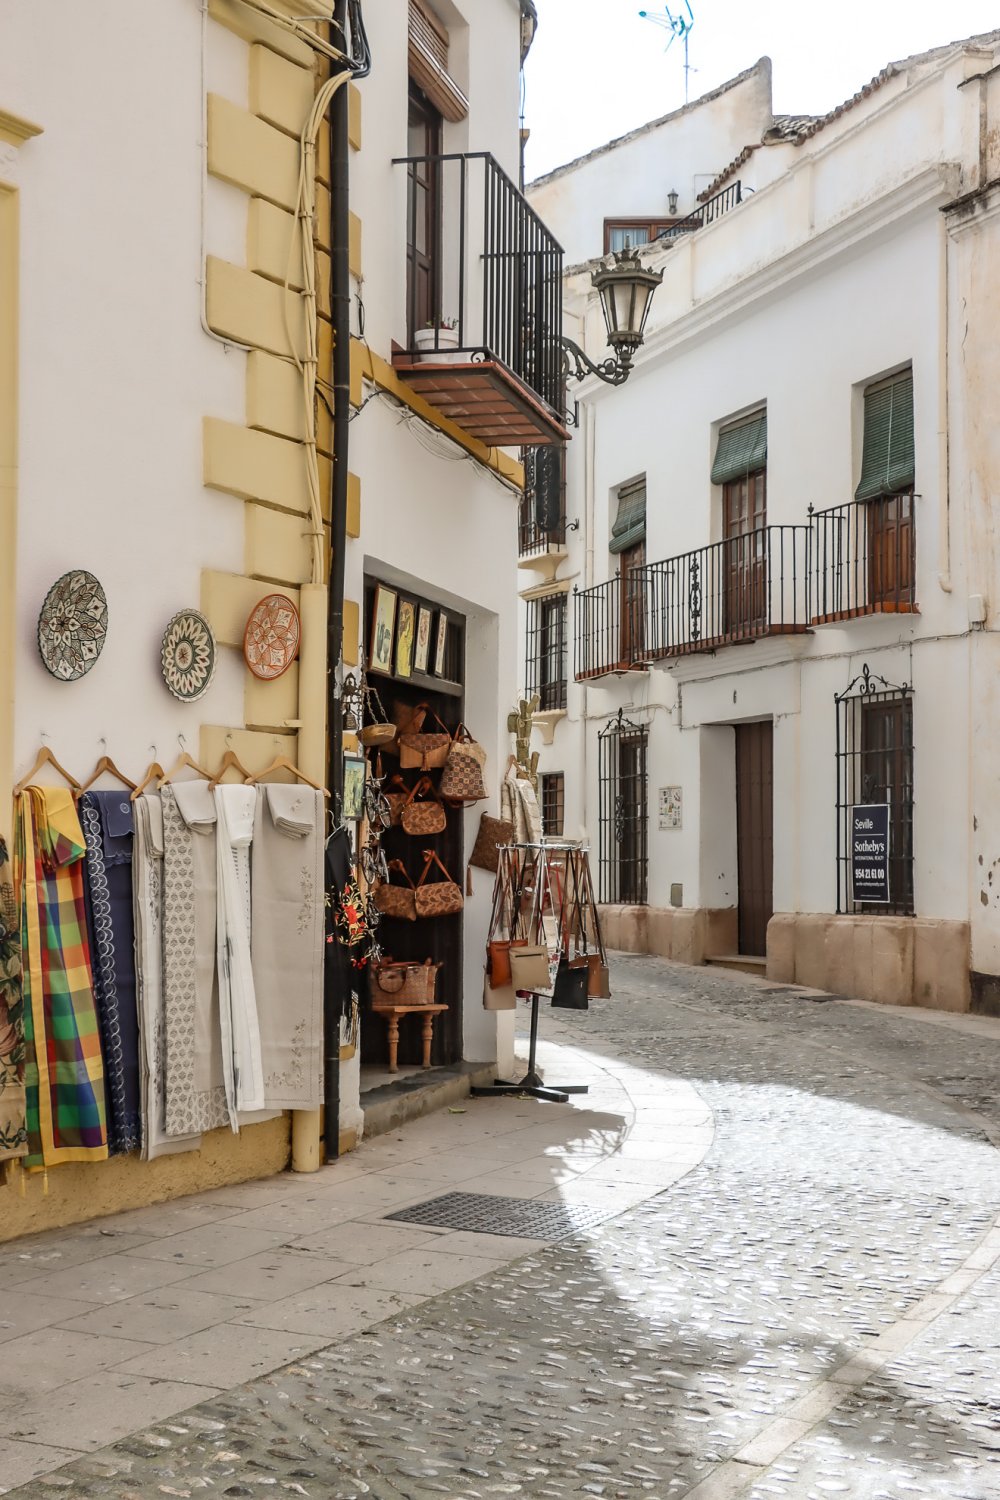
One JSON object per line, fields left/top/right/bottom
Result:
{"left": 414, "top": 604, "right": 433, "bottom": 675}
{"left": 396, "top": 598, "right": 416, "bottom": 679}
{"left": 342, "top": 754, "right": 366, "bottom": 821}
{"left": 369, "top": 584, "right": 397, "bottom": 676}
{"left": 433, "top": 610, "right": 449, "bottom": 677}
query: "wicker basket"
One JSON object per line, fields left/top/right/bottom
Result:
{"left": 370, "top": 958, "right": 442, "bottom": 1005}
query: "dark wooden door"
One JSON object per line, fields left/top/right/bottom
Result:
{"left": 868, "top": 493, "right": 914, "bottom": 610}
{"left": 735, "top": 721, "right": 773, "bottom": 956}
{"left": 406, "top": 84, "right": 442, "bottom": 343}
{"left": 723, "top": 472, "right": 767, "bottom": 636}
{"left": 619, "top": 539, "right": 646, "bottom": 665}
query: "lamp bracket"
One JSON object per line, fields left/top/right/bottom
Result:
{"left": 560, "top": 335, "right": 632, "bottom": 388}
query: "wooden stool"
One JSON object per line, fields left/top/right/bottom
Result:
{"left": 371, "top": 1003, "right": 449, "bottom": 1073}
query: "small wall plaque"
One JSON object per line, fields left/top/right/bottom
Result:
{"left": 659, "top": 786, "right": 682, "bottom": 830}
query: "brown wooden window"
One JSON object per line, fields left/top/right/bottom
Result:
{"left": 405, "top": 82, "right": 442, "bottom": 343}
{"left": 540, "top": 773, "right": 565, "bottom": 837}
{"left": 604, "top": 218, "right": 681, "bottom": 254}
{"left": 723, "top": 470, "right": 767, "bottom": 637}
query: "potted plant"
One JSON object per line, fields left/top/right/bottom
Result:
{"left": 414, "top": 318, "right": 460, "bottom": 361}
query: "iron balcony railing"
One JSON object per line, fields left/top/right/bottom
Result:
{"left": 394, "top": 150, "right": 564, "bottom": 415}
{"left": 519, "top": 510, "right": 567, "bottom": 557}
{"left": 810, "top": 495, "right": 917, "bottom": 622}
{"left": 656, "top": 181, "right": 746, "bottom": 242}
{"left": 574, "top": 525, "right": 809, "bottom": 680}
{"left": 519, "top": 445, "right": 567, "bottom": 557}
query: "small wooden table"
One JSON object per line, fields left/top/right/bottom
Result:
{"left": 371, "top": 1003, "right": 449, "bottom": 1073}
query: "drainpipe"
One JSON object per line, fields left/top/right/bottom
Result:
{"left": 324, "top": 0, "right": 352, "bottom": 1164}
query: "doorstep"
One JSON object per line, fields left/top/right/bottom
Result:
{"left": 705, "top": 953, "right": 768, "bottom": 977}
{"left": 361, "top": 1061, "right": 499, "bottom": 1142}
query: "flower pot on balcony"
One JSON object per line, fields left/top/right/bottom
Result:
{"left": 414, "top": 326, "right": 462, "bottom": 363}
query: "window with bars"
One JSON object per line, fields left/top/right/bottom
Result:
{"left": 540, "top": 773, "right": 565, "bottom": 837}
{"left": 835, "top": 664, "right": 914, "bottom": 916}
{"left": 526, "top": 594, "right": 568, "bottom": 711}
{"left": 598, "top": 711, "right": 648, "bottom": 905}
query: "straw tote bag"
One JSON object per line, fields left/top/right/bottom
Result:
{"left": 370, "top": 957, "right": 441, "bottom": 1005}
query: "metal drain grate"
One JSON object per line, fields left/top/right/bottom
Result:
{"left": 385, "top": 1191, "right": 613, "bottom": 1239}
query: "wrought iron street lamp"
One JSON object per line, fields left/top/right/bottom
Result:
{"left": 562, "top": 244, "right": 664, "bottom": 387}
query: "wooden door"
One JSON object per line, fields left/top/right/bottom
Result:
{"left": 619, "top": 540, "right": 646, "bottom": 665}
{"left": 723, "top": 472, "right": 767, "bottom": 636}
{"left": 735, "top": 721, "right": 773, "bottom": 956}
{"left": 406, "top": 84, "right": 442, "bottom": 343}
{"left": 868, "top": 493, "right": 914, "bottom": 610}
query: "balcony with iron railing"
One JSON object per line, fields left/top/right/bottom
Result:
{"left": 809, "top": 494, "right": 917, "bottom": 623}
{"left": 519, "top": 444, "right": 568, "bottom": 567}
{"left": 574, "top": 502, "right": 918, "bottom": 681}
{"left": 655, "top": 181, "right": 747, "bottom": 243}
{"left": 392, "top": 151, "right": 568, "bottom": 448}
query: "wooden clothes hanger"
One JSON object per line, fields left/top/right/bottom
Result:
{"left": 158, "top": 736, "right": 213, "bottom": 787}
{"left": 131, "top": 760, "right": 166, "bottom": 802}
{"left": 247, "top": 753, "right": 328, "bottom": 796}
{"left": 208, "top": 747, "right": 254, "bottom": 791}
{"left": 78, "top": 752, "right": 137, "bottom": 795}
{"left": 14, "top": 746, "right": 81, "bottom": 798}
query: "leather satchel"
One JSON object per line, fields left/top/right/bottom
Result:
{"left": 483, "top": 970, "right": 516, "bottom": 1011}
{"left": 551, "top": 956, "right": 589, "bottom": 1010}
{"left": 470, "top": 813, "right": 514, "bottom": 874}
{"left": 587, "top": 954, "right": 611, "bottom": 999}
{"left": 487, "top": 937, "right": 526, "bottom": 989}
{"left": 399, "top": 709, "right": 452, "bottom": 771}
{"left": 414, "top": 849, "right": 464, "bottom": 917}
{"left": 439, "top": 724, "right": 488, "bottom": 803}
{"left": 508, "top": 942, "right": 553, "bottom": 992}
{"left": 372, "top": 859, "right": 417, "bottom": 921}
{"left": 384, "top": 773, "right": 411, "bottom": 828}
{"left": 400, "top": 777, "right": 447, "bottom": 836}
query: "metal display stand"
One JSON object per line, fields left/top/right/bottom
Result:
{"left": 472, "top": 841, "right": 606, "bottom": 1106}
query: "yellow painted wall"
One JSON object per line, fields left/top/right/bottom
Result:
{"left": 0, "top": 184, "right": 18, "bottom": 826}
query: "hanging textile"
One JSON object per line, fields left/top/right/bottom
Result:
{"left": 160, "top": 785, "right": 230, "bottom": 1137}
{"left": 0, "top": 839, "right": 27, "bottom": 1164}
{"left": 501, "top": 763, "right": 543, "bottom": 846}
{"left": 251, "top": 784, "right": 324, "bottom": 1110}
{"left": 132, "top": 793, "right": 200, "bottom": 1161}
{"left": 215, "top": 785, "right": 264, "bottom": 1117}
{"left": 15, "top": 788, "right": 107, "bottom": 1167}
{"left": 79, "top": 792, "right": 141, "bottom": 1156}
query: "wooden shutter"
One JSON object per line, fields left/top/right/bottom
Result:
{"left": 856, "top": 371, "right": 914, "bottom": 501}
{"left": 610, "top": 477, "right": 646, "bottom": 555}
{"left": 711, "top": 411, "right": 767, "bottom": 485}
{"left": 408, "top": 0, "right": 468, "bottom": 123}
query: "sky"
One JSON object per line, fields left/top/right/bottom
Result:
{"left": 522, "top": 0, "right": 1000, "bottom": 182}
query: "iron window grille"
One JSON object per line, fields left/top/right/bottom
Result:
{"left": 835, "top": 664, "right": 914, "bottom": 916}
{"left": 598, "top": 709, "right": 648, "bottom": 906}
{"left": 540, "top": 773, "right": 565, "bottom": 837}
{"left": 526, "top": 594, "right": 568, "bottom": 711}
{"left": 519, "top": 445, "right": 567, "bottom": 556}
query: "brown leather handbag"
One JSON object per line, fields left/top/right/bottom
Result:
{"left": 487, "top": 937, "right": 526, "bottom": 988}
{"left": 384, "top": 773, "right": 411, "bottom": 828}
{"left": 372, "top": 859, "right": 417, "bottom": 921}
{"left": 399, "top": 709, "right": 452, "bottom": 771}
{"left": 414, "top": 849, "right": 464, "bottom": 917}
{"left": 400, "top": 777, "right": 447, "bottom": 836}
{"left": 439, "top": 724, "right": 488, "bottom": 803}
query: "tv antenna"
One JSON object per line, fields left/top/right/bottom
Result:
{"left": 639, "top": 2, "right": 696, "bottom": 103}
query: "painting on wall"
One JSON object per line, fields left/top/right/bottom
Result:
{"left": 369, "top": 585, "right": 397, "bottom": 676}
{"left": 433, "top": 611, "right": 449, "bottom": 677}
{"left": 396, "top": 599, "right": 415, "bottom": 679}
{"left": 414, "top": 605, "right": 433, "bottom": 674}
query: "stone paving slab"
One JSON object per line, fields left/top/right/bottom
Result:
{"left": 1, "top": 955, "right": 998, "bottom": 1496}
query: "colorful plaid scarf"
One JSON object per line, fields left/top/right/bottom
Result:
{"left": 16, "top": 788, "right": 108, "bottom": 1167}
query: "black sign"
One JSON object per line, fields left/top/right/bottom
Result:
{"left": 850, "top": 803, "right": 890, "bottom": 904}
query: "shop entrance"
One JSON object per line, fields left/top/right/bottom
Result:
{"left": 360, "top": 579, "right": 465, "bottom": 1076}
{"left": 735, "top": 720, "right": 773, "bottom": 956}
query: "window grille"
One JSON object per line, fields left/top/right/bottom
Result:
{"left": 856, "top": 370, "right": 914, "bottom": 502}
{"left": 540, "top": 773, "right": 565, "bottom": 837}
{"left": 519, "top": 446, "right": 567, "bottom": 555}
{"left": 610, "top": 476, "right": 646, "bottom": 555}
{"left": 525, "top": 594, "right": 567, "bottom": 711}
{"left": 835, "top": 664, "right": 913, "bottom": 916}
{"left": 598, "top": 710, "right": 648, "bottom": 905}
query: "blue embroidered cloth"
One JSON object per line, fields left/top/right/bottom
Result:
{"left": 80, "top": 791, "right": 141, "bottom": 1154}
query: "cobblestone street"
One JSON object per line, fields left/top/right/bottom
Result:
{"left": 2, "top": 956, "right": 999, "bottom": 1499}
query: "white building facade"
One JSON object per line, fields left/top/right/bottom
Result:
{"left": 523, "top": 34, "right": 1000, "bottom": 1015}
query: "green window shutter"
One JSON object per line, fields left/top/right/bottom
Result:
{"left": 711, "top": 412, "right": 767, "bottom": 485}
{"left": 610, "top": 480, "right": 646, "bottom": 555}
{"left": 856, "top": 372, "right": 914, "bottom": 501}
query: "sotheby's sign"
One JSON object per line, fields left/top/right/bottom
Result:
{"left": 850, "top": 803, "right": 890, "bottom": 904}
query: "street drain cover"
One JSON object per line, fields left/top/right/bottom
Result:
{"left": 385, "top": 1191, "right": 612, "bottom": 1239}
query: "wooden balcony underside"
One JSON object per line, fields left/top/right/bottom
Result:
{"left": 391, "top": 356, "right": 569, "bottom": 446}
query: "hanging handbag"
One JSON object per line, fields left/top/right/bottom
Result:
{"left": 587, "top": 954, "right": 612, "bottom": 999}
{"left": 372, "top": 859, "right": 418, "bottom": 921}
{"left": 551, "top": 957, "right": 589, "bottom": 1010}
{"left": 413, "top": 849, "right": 464, "bottom": 917}
{"left": 469, "top": 813, "right": 514, "bottom": 875}
{"left": 483, "top": 970, "right": 517, "bottom": 1011}
{"left": 370, "top": 956, "right": 441, "bottom": 1004}
{"left": 439, "top": 724, "right": 488, "bottom": 803}
{"left": 400, "top": 777, "right": 447, "bottom": 836}
{"left": 487, "top": 938, "right": 527, "bottom": 988}
{"left": 508, "top": 943, "right": 553, "bottom": 992}
{"left": 399, "top": 709, "right": 453, "bottom": 771}
{"left": 384, "top": 773, "right": 411, "bottom": 828}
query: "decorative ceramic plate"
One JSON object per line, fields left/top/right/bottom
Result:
{"left": 161, "top": 610, "right": 217, "bottom": 702}
{"left": 37, "top": 570, "right": 108, "bottom": 681}
{"left": 243, "top": 593, "right": 301, "bottom": 681}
